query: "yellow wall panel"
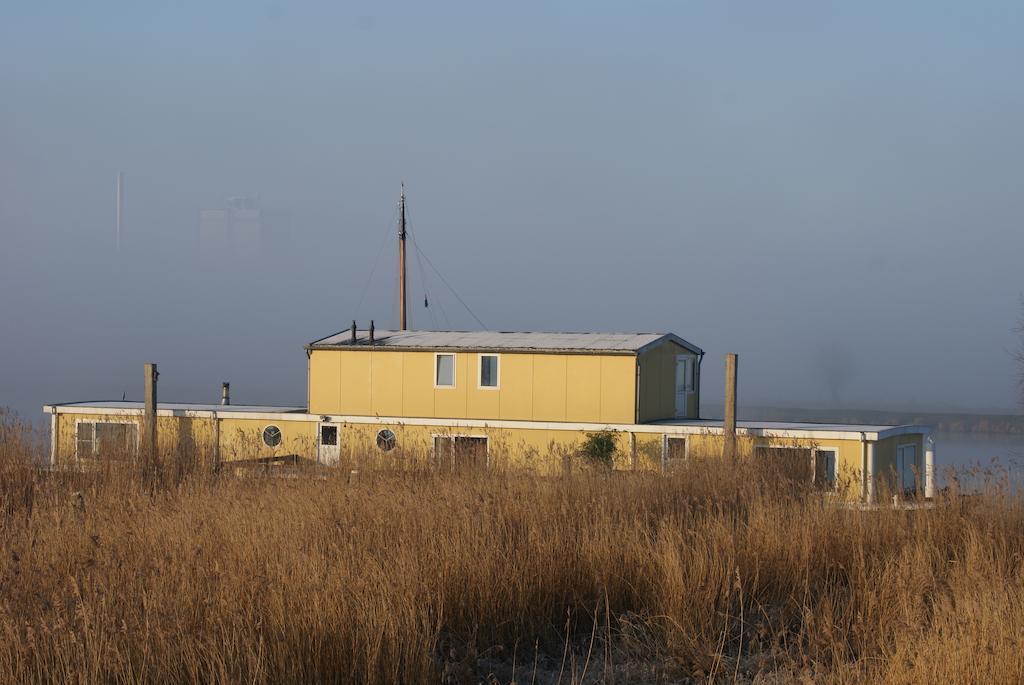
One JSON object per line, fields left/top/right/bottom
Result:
{"left": 308, "top": 351, "right": 341, "bottom": 416}
{"left": 565, "top": 356, "right": 602, "bottom": 422}
{"left": 309, "top": 348, "right": 640, "bottom": 425}
{"left": 498, "top": 354, "right": 534, "bottom": 420}
{"left": 465, "top": 353, "right": 500, "bottom": 420}
{"left": 50, "top": 406, "right": 924, "bottom": 501}
{"left": 434, "top": 352, "right": 469, "bottom": 418}
{"left": 402, "top": 352, "right": 434, "bottom": 417}
{"left": 599, "top": 356, "right": 636, "bottom": 424}
{"left": 532, "top": 355, "right": 567, "bottom": 421}
{"left": 370, "top": 350, "right": 403, "bottom": 416}
{"left": 218, "top": 417, "right": 318, "bottom": 462}
{"left": 638, "top": 341, "right": 697, "bottom": 422}
{"left": 339, "top": 351, "right": 371, "bottom": 415}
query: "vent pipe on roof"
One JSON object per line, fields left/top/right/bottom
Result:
{"left": 351, "top": 320, "right": 357, "bottom": 343}
{"left": 369, "top": 320, "right": 375, "bottom": 344}
{"left": 221, "top": 382, "right": 230, "bottom": 406}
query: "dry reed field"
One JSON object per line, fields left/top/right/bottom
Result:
{"left": 1, "top": 411, "right": 1023, "bottom": 684}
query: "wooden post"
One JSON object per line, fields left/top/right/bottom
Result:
{"left": 865, "top": 441, "right": 876, "bottom": 505}
{"left": 49, "top": 406, "right": 58, "bottom": 467}
{"left": 144, "top": 363, "right": 158, "bottom": 459}
{"left": 723, "top": 354, "right": 737, "bottom": 461}
{"left": 211, "top": 411, "right": 221, "bottom": 473}
{"left": 924, "top": 437, "right": 936, "bottom": 499}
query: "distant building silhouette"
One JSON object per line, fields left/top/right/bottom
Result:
{"left": 199, "top": 196, "right": 263, "bottom": 259}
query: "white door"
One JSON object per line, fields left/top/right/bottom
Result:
{"left": 674, "top": 356, "right": 694, "bottom": 418}
{"left": 318, "top": 423, "right": 340, "bottom": 466}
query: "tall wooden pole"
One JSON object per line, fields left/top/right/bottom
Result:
{"left": 724, "top": 354, "right": 737, "bottom": 461}
{"left": 143, "top": 363, "right": 158, "bottom": 459}
{"left": 398, "top": 184, "right": 408, "bottom": 330}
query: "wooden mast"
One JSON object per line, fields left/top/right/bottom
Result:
{"left": 398, "top": 184, "right": 408, "bottom": 330}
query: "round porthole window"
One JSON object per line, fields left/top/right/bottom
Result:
{"left": 376, "top": 429, "right": 397, "bottom": 452}
{"left": 262, "top": 425, "right": 282, "bottom": 447}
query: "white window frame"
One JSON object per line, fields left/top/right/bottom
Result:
{"left": 434, "top": 352, "right": 456, "bottom": 389}
{"left": 262, "top": 423, "right": 283, "bottom": 448}
{"left": 75, "top": 420, "right": 95, "bottom": 459}
{"left": 812, "top": 446, "right": 839, "bottom": 492}
{"left": 674, "top": 355, "right": 697, "bottom": 419}
{"left": 896, "top": 443, "right": 918, "bottom": 493}
{"left": 477, "top": 353, "right": 500, "bottom": 390}
{"left": 431, "top": 433, "right": 490, "bottom": 469}
{"left": 661, "top": 434, "right": 689, "bottom": 471}
{"left": 319, "top": 423, "right": 339, "bottom": 447}
{"left": 74, "top": 418, "right": 140, "bottom": 459}
{"left": 676, "top": 355, "right": 696, "bottom": 393}
{"left": 375, "top": 428, "right": 397, "bottom": 452}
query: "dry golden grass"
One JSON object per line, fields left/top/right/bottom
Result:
{"left": 1, "top": 412, "right": 1023, "bottom": 684}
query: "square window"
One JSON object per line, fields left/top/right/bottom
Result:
{"left": 479, "top": 355, "right": 499, "bottom": 388}
{"left": 433, "top": 436, "right": 488, "bottom": 472}
{"left": 102, "top": 423, "right": 137, "bottom": 459}
{"left": 664, "top": 436, "right": 686, "bottom": 471}
{"left": 675, "top": 357, "right": 695, "bottom": 393}
{"left": 96, "top": 423, "right": 127, "bottom": 449}
{"left": 814, "top": 448, "right": 838, "bottom": 490}
{"left": 76, "top": 422, "right": 96, "bottom": 457}
{"left": 454, "top": 436, "right": 488, "bottom": 471}
{"left": 321, "top": 425, "right": 338, "bottom": 446}
{"left": 435, "top": 353, "right": 455, "bottom": 387}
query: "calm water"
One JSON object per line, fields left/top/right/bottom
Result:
{"left": 933, "top": 432, "right": 1024, "bottom": 493}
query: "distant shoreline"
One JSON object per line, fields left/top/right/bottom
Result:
{"left": 724, "top": 405, "right": 1024, "bottom": 436}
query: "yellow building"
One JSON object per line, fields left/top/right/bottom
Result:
{"left": 43, "top": 328, "right": 933, "bottom": 503}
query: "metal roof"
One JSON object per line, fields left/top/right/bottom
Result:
{"left": 652, "top": 418, "right": 913, "bottom": 434}
{"left": 45, "top": 401, "right": 306, "bottom": 414}
{"left": 307, "top": 330, "right": 702, "bottom": 354}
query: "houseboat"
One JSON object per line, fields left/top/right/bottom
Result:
{"left": 42, "top": 190, "right": 934, "bottom": 502}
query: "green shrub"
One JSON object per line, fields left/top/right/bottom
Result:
{"left": 580, "top": 430, "right": 617, "bottom": 469}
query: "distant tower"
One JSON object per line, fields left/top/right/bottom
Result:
{"left": 115, "top": 172, "right": 125, "bottom": 252}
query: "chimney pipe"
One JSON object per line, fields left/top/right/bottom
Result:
{"left": 351, "top": 320, "right": 357, "bottom": 343}
{"left": 369, "top": 320, "right": 375, "bottom": 343}
{"left": 221, "top": 382, "right": 230, "bottom": 406}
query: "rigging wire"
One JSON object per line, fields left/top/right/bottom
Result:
{"left": 408, "top": 231, "right": 487, "bottom": 329}
{"left": 431, "top": 273, "right": 452, "bottom": 329}
{"left": 353, "top": 205, "right": 399, "bottom": 323}
{"left": 355, "top": 189, "right": 484, "bottom": 330}
{"left": 410, "top": 226, "right": 447, "bottom": 329}
{"left": 406, "top": 200, "right": 439, "bottom": 328}
{"left": 414, "top": 244, "right": 440, "bottom": 329}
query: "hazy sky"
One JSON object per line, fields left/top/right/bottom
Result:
{"left": 2, "top": 1, "right": 1023, "bottom": 420}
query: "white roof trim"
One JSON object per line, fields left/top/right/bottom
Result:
{"left": 635, "top": 333, "right": 704, "bottom": 356}
{"left": 44, "top": 404, "right": 928, "bottom": 441}
{"left": 43, "top": 404, "right": 311, "bottom": 422}
{"left": 307, "top": 330, "right": 703, "bottom": 355}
